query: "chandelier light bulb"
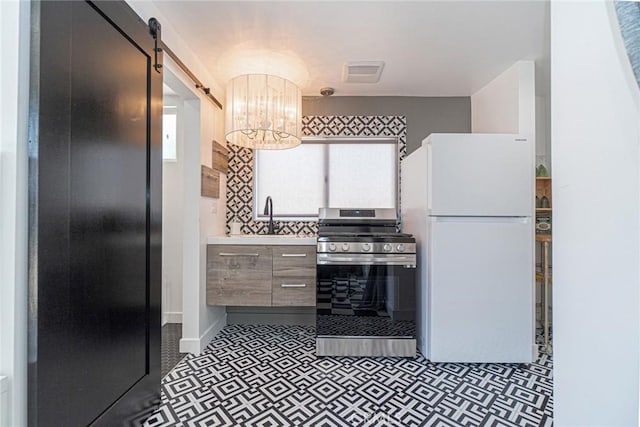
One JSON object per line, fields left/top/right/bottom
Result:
{"left": 225, "top": 74, "right": 302, "bottom": 150}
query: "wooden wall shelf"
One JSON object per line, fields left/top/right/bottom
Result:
{"left": 201, "top": 165, "right": 220, "bottom": 198}
{"left": 212, "top": 140, "right": 229, "bottom": 174}
{"left": 535, "top": 176, "right": 552, "bottom": 206}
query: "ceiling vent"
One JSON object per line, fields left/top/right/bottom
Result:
{"left": 343, "top": 61, "right": 385, "bottom": 83}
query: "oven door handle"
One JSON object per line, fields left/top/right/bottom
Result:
{"left": 316, "top": 254, "right": 416, "bottom": 267}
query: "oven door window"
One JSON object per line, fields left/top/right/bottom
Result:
{"left": 316, "top": 264, "right": 416, "bottom": 338}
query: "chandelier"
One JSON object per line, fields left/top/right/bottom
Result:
{"left": 225, "top": 74, "right": 302, "bottom": 150}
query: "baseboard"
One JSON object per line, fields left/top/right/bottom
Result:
{"left": 225, "top": 306, "right": 315, "bottom": 325}
{"left": 226, "top": 312, "right": 314, "bottom": 325}
{"left": 162, "top": 311, "right": 183, "bottom": 325}
{"left": 0, "top": 375, "right": 9, "bottom": 427}
{"left": 179, "top": 313, "right": 226, "bottom": 354}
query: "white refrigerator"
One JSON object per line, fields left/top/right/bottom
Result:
{"left": 401, "top": 133, "right": 535, "bottom": 363}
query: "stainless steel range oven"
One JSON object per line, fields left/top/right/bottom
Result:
{"left": 316, "top": 208, "right": 417, "bottom": 357}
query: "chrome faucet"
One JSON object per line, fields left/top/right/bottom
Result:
{"left": 263, "top": 196, "right": 276, "bottom": 235}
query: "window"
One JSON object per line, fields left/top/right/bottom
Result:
{"left": 162, "top": 106, "right": 177, "bottom": 161}
{"left": 255, "top": 143, "right": 325, "bottom": 217}
{"left": 254, "top": 137, "right": 397, "bottom": 220}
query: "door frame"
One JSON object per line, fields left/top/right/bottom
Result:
{"left": 161, "top": 64, "right": 203, "bottom": 354}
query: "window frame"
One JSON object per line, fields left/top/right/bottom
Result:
{"left": 253, "top": 136, "right": 399, "bottom": 222}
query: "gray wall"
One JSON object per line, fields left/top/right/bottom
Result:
{"left": 302, "top": 96, "right": 471, "bottom": 154}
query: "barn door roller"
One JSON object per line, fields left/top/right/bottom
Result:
{"left": 148, "top": 18, "right": 163, "bottom": 73}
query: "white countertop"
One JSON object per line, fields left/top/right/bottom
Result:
{"left": 207, "top": 235, "right": 317, "bottom": 245}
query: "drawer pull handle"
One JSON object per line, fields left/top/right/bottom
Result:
{"left": 281, "top": 253, "right": 307, "bottom": 257}
{"left": 280, "top": 283, "right": 307, "bottom": 288}
{"left": 219, "top": 252, "right": 260, "bottom": 257}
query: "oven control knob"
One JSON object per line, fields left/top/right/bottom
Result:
{"left": 328, "top": 243, "right": 337, "bottom": 252}
{"left": 383, "top": 243, "right": 392, "bottom": 252}
{"left": 341, "top": 243, "right": 350, "bottom": 252}
{"left": 362, "top": 243, "right": 371, "bottom": 251}
{"left": 396, "top": 244, "right": 405, "bottom": 252}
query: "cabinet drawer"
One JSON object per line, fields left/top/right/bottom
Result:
{"left": 207, "top": 245, "right": 272, "bottom": 306}
{"left": 272, "top": 276, "right": 316, "bottom": 307}
{"left": 272, "top": 246, "right": 316, "bottom": 277}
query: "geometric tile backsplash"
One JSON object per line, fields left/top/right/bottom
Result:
{"left": 225, "top": 115, "right": 407, "bottom": 236}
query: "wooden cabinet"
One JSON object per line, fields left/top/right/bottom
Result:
{"left": 207, "top": 245, "right": 272, "bottom": 306}
{"left": 272, "top": 246, "right": 316, "bottom": 307}
{"left": 207, "top": 244, "right": 316, "bottom": 307}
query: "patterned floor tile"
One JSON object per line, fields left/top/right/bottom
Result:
{"left": 144, "top": 324, "right": 553, "bottom": 427}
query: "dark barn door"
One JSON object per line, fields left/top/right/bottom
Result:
{"left": 28, "top": 1, "right": 162, "bottom": 425}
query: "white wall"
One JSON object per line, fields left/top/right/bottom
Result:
{"left": 180, "top": 91, "right": 227, "bottom": 354}
{"left": 471, "top": 46, "right": 550, "bottom": 172}
{"left": 0, "top": 1, "right": 29, "bottom": 426}
{"left": 472, "top": 65, "right": 520, "bottom": 133}
{"left": 552, "top": 2, "right": 640, "bottom": 426}
{"left": 162, "top": 96, "right": 185, "bottom": 324}
{"left": 199, "top": 101, "right": 228, "bottom": 353}
{"left": 471, "top": 61, "right": 536, "bottom": 143}
{"left": 127, "top": 2, "right": 223, "bottom": 101}
{"left": 127, "top": 0, "right": 228, "bottom": 354}
{"left": 535, "top": 94, "right": 551, "bottom": 171}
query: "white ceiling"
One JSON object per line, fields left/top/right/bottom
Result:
{"left": 153, "top": 1, "right": 549, "bottom": 97}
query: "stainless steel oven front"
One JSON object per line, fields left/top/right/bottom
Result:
{"left": 315, "top": 249, "right": 417, "bottom": 357}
